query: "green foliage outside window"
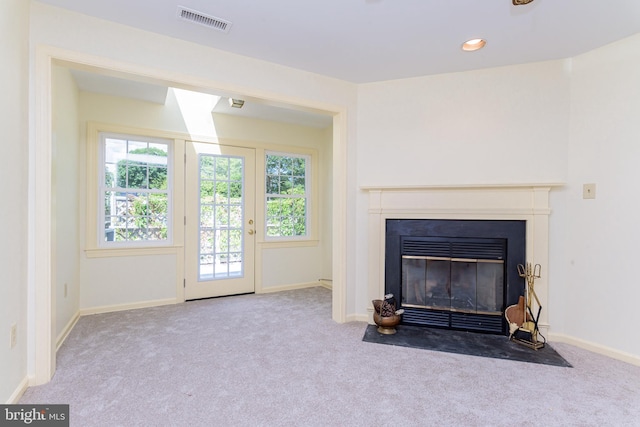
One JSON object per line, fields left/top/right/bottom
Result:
{"left": 116, "top": 147, "right": 168, "bottom": 190}
{"left": 265, "top": 153, "right": 308, "bottom": 238}
{"left": 104, "top": 141, "right": 170, "bottom": 243}
{"left": 199, "top": 156, "right": 243, "bottom": 202}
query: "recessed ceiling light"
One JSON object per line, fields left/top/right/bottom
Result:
{"left": 462, "top": 38, "right": 486, "bottom": 52}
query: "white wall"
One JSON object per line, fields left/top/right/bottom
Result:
{"left": 80, "top": 255, "right": 178, "bottom": 310}
{"left": 549, "top": 34, "right": 640, "bottom": 358}
{"left": 52, "top": 66, "right": 81, "bottom": 339}
{"left": 1, "top": 0, "right": 29, "bottom": 403}
{"left": 357, "top": 60, "right": 571, "bottom": 186}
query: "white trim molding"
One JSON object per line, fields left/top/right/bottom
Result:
{"left": 549, "top": 333, "right": 640, "bottom": 367}
{"left": 56, "top": 311, "right": 80, "bottom": 352}
{"left": 363, "top": 183, "right": 562, "bottom": 336}
{"left": 258, "top": 281, "right": 328, "bottom": 294}
{"left": 7, "top": 377, "right": 29, "bottom": 404}
{"left": 79, "top": 298, "right": 178, "bottom": 316}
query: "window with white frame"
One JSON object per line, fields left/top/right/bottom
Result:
{"left": 265, "top": 152, "right": 310, "bottom": 239}
{"left": 99, "top": 133, "right": 172, "bottom": 246}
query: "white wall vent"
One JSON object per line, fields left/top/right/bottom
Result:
{"left": 177, "top": 6, "right": 232, "bottom": 33}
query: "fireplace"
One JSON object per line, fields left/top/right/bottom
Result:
{"left": 365, "top": 184, "right": 556, "bottom": 338}
{"left": 385, "top": 219, "right": 526, "bottom": 335}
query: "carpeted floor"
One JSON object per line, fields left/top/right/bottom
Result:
{"left": 20, "top": 287, "right": 640, "bottom": 426}
{"left": 363, "top": 324, "right": 571, "bottom": 367}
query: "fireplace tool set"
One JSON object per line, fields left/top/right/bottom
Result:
{"left": 505, "top": 262, "right": 545, "bottom": 350}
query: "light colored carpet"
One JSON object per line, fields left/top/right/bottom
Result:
{"left": 20, "top": 287, "right": 640, "bottom": 426}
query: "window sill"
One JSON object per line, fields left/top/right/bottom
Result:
{"left": 85, "top": 245, "right": 183, "bottom": 258}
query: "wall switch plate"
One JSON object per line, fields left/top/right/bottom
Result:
{"left": 10, "top": 324, "right": 16, "bottom": 349}
{"left": 583, "top": 183, "right": 596, "bottom": 199}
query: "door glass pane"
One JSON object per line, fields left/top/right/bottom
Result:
{"left": 199, "top": 154, "right": 244, "bottom": 280}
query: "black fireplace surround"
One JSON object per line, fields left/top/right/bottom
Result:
{"left": 385, "top": 219, "right": 526, "bottom": 335}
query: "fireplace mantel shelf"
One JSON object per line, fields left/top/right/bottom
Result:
{"left": 361, "top": 183, "right": 564, "bottom": 192}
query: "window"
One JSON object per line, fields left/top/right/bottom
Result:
{"left": 265, "top": 152, "right": 310, "bottom": 239}
{"left": 99, "top": 133, "right": 172, "bottom": 246}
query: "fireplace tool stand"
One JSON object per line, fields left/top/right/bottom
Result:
{"left": 506, "top": 263, "right": 545, "bottom": 350}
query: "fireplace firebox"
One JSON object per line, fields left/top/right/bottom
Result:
{"left": 385, "top": 219, "right": 525, "bottom": 335}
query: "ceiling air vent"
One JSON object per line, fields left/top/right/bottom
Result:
{"left": 176, "top": 6, "right": 232, "bottom": 33}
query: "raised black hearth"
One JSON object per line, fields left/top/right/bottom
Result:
{"left": 385, "top": 219, "right": 525, "bottom": 335}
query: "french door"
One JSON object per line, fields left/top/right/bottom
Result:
{"left": 185, "top": 142, "right": 256, "bottom": 300}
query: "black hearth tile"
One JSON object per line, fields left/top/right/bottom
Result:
{"left": 362, "top": 324, "right": 572, "bottom": 368}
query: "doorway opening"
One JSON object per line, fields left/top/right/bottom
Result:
{"left": 33, "top": 51, "right": 347, "bottom": 385}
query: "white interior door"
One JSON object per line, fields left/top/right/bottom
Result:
{"left": 185, "top": 142, "right": 256, "bottom": 299}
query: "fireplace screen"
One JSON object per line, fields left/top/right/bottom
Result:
{"left": 402, "top": 256, "right": 504, "bottom": 315}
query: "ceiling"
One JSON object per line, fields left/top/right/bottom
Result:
{"left": 43, "top": 0, "right": 640, "bottom": 126}
{"left": 38, "top": 0, "right": 640, "bottom": 83}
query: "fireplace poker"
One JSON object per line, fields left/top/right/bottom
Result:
{"left": 513, "top": 262, "right": 545, "bottom": 349}
{"left": 517, "top": 263, "right": 540, "bottom": 316}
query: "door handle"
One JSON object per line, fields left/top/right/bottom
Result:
{"left": 248, "top": 229, "right": 255, "bottom": 235}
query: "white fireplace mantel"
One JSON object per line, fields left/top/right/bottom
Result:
{"left": 364, "top": 183, "right": 563, "bottom": 336}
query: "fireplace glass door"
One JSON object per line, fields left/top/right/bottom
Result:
{"left": 402, "top": 256, "right": 504, "bottom": 315}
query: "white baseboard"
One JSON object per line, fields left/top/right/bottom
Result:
{"left": 549, "top": 332, "right": 640, "bottom": 367}
{"left": 6, "top": 376, "right": 29, "bottom": 404}
{"left": 318, "top": 279, "right": 332, "bottom": 290}
{"left": 56, "top": 311, "right": 80, "bottom": 351}
{"left": 79, "top": 298, "right": 178, "bottom": 316}
{"left": 258, "top": 281, "right": 326, "bottom": 294}
{"left": 346, "top": 313, "right": 368, "bottom": 322}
